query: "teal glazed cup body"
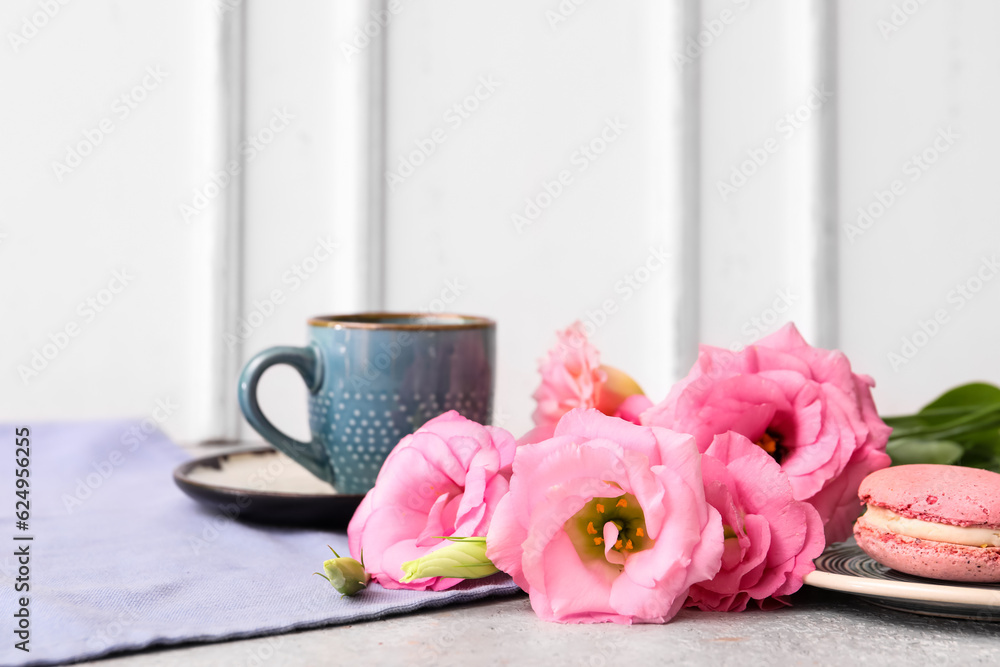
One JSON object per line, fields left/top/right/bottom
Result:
{"left": 238, "top": 313, "right": 495, "bottom": 495}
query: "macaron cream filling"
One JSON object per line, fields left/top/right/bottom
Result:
{"left": 863, "top": 505, "right": 1000, "bottom": 548}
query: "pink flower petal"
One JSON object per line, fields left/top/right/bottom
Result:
{"left": 642, "top": 322, "right": 891, "bottom": 539}
{"left": 487, "top": 410, "right": 723, "bottom": 624}
{"left": 348, "top": 411, "right": 518, "bottom": 590}
{"left": 688, "top": 432, "right": 827, "bottom": 611}
{"left": 615, "top": 394, "right": 653, "bottom": 425}
{"left": 603, "top": 522, "right": 625, "bottom": 565}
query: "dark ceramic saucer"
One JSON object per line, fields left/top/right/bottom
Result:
{"left": 173, "top": 447, "right": 364, "bottom": 529}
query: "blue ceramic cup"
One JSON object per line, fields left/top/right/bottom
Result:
{"left": 237, "top": 313, "right": 495, "bottom": 495}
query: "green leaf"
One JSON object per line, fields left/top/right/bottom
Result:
{"left": 921, "top": 382, "right": 1000, "bottom": 413}
{"left": 881, "top": 383, "right": 1000, "bottom": 472}
{"left": 918, "top": 410, "right": 1000, "bottom": 441}
{"left": 888, "top": 415, "right": 998, "bottom": 441}
{"left": 887, "top": 402, "right": 1000, "bottom": 441}
{"left": 886, "top": 438, "right": 964, "bottom": 466}
{"left": 885, "top": 383, "right": 1000, "bottom": 437}
{"left": 958, "top": 441, "right": 1000, "bottom": 472}
{"left": 956, "top": 426, "right": 1000, "bottom": 451}
{"left": 882, "top": 414, "right": 934, "bottom": 430}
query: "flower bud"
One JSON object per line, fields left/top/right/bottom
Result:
{"left": 315, "top": 547, "right": 369, "bottom": 597}
{"left": 596, "top": 364, "right": 645, "bottom": 415}
{"left": 400, "top": 537, "right": 498, "bottom": 582}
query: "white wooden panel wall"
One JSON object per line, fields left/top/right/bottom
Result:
{"left": 838, "top": 0, "right": 1000, "bottom": 414}
{"left": 0, "top": 1, "right": 380, "bottom": 443}
{"left": 383, "top": 0, "right": 688, "bottom": 437}
{"left": 0, "top": 1, "right": 223, "bottom": 441}
{"left": 698, "top": 0, "right": 834, "bottom": 351}
{"left": 382, "top": 0, "right": 1000, "bottom": 436}
{"left": 6, "top": 1, "right": 1000, "bottom": 442}
{"left": 236, "top": 0, "right": 379, "bottom": 442}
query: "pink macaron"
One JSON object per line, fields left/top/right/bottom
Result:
{"left": 854, "top": 464, "right": 1000, "bottom": 582}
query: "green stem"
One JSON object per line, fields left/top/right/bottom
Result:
{"left": 916, "top": 417, "right": 1000, "bottom": 442}
{"left": 887, "top": 404, "right": 1000, "bottom": 440}
{"left": 883, "top": 406, "right": 982, "bottom": 422}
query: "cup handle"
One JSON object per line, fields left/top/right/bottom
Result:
{"left": 237, "top": 345, "right": 334, "bottom": 485}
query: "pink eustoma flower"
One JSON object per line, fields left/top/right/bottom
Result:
{"left": 642, "top": 323, "right": 891, "bottom": 542}
{"left": 487, "top": 409, "right": 723, "bottom": 624}
{"left": 687, "top": 432, "right": 826, "bottom": 612}
{"left": 347, "top": 411, "right": 517, "bottom": 591}
{"left": 531, "top": 322, "right": 645, "bottom": 431}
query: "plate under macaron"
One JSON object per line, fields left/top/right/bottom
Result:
{"left": 805, "top": 540, "right": 1000, "bottom": 621}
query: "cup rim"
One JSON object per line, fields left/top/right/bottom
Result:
{"left": 307, "top": 312, "right": 495, "bottom": 331}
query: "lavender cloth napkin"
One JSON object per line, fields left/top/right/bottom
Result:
{"left": 0, "top": 421, "right": 520, "bottom": 666}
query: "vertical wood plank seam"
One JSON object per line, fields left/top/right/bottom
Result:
{"left": 817, "top": 0, "right": 840, "bottom": 349}
{"left": 367, "top": 0, "right": 388, "bottom": 309}
{"left": 211, "top": 4, "right": 247, "bottom": 441}
{"left": 680, "top": 0, "right": 702, "bottom": 374}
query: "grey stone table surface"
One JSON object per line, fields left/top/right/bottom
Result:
{"left": 90, "top": 587, "right": 999, "bottom": 667}
{"left": 94, "top": 440, "right": 997, "bottom": 667}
